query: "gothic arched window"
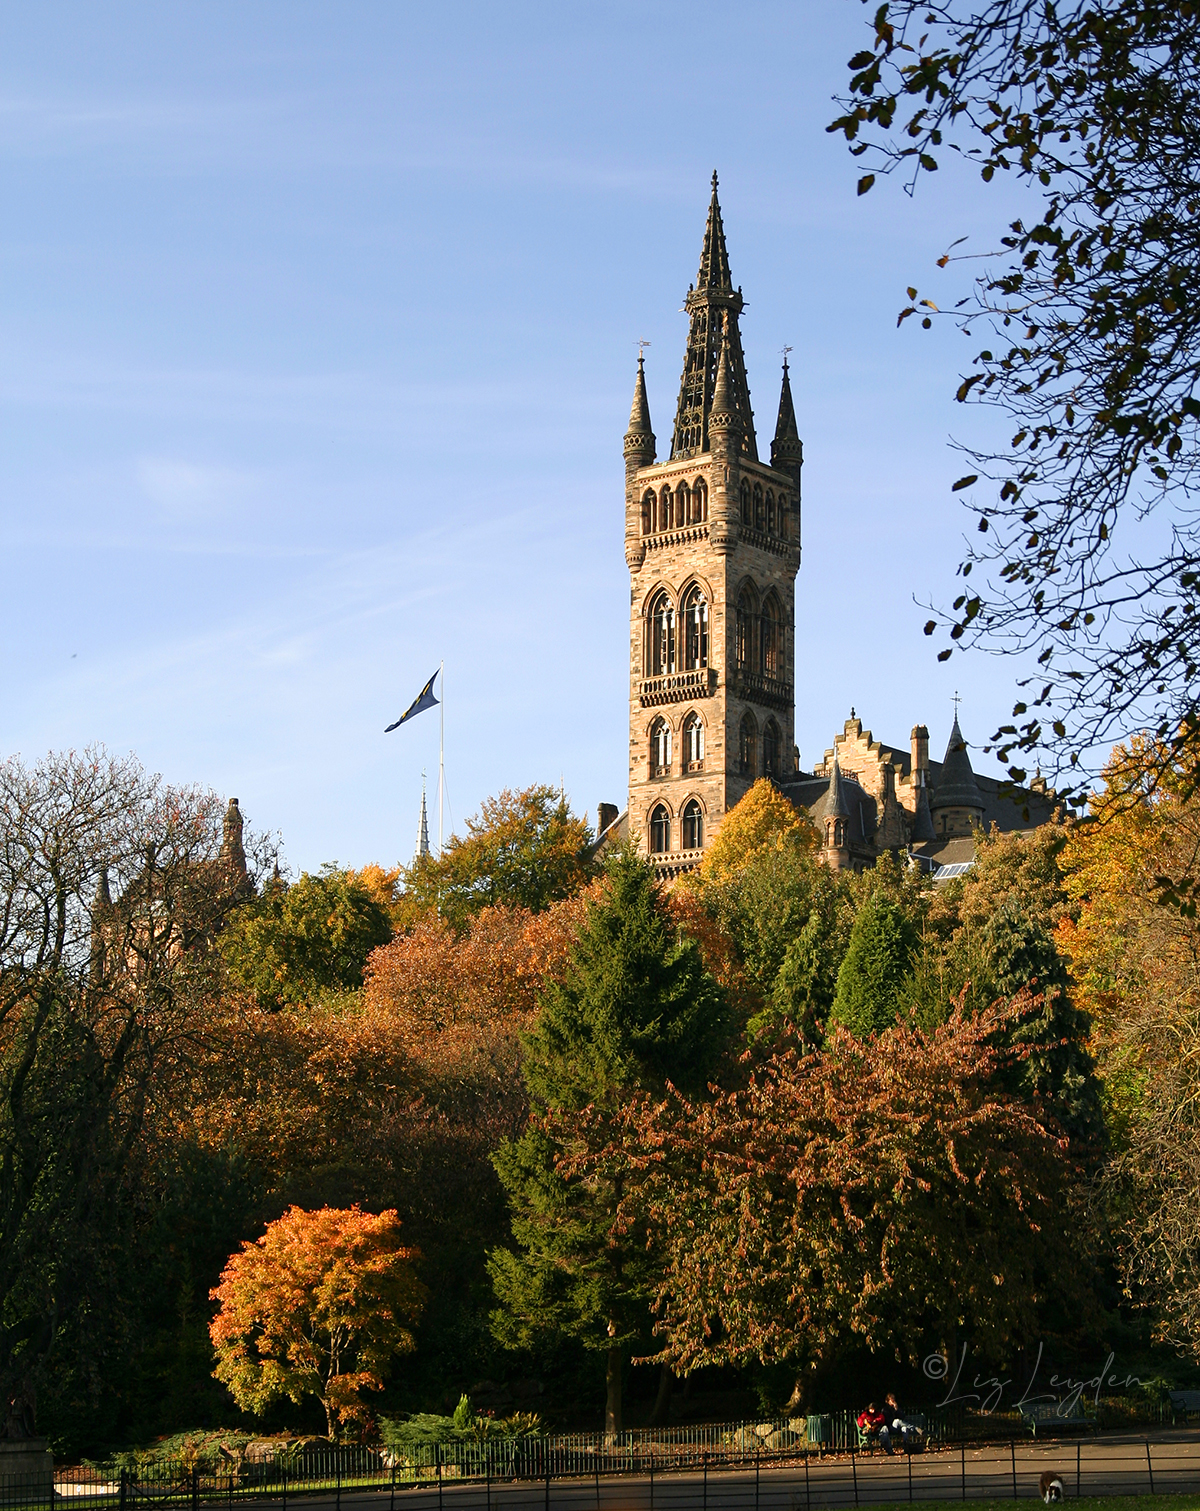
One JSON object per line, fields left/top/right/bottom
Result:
{"left": 649, "top": 804, "right": 671, "bottom": 854}
{"left": 694, "top": 477, "right": 708, "bottom": 522}
{"left": 682, "top": 585, "right": 708, "bottom": 670}
{"left": 736, "top": 587, "right": 756, "bottom": 670}
{"left": 682, "top": 711, "right": 704, "bottom": 771}
{"left": 676, "top": 481, "right": 691, "bottom": 525}
{"left": 763, "top": 719, "right": 782, "bottom": 779}
{"left": 649, "top": 591, "right": 675, "bottom": 676}
{"left": 682, "top": 800, "right": 703, "bottom": 850}
{"left": 777, "top": 494, "right": 788, "bottom": 539}
{"left": 660, "top": 486, "right": 673, "bottom": 532}
{"left": 740, "top": 480, "right": 751, "bottom": 524}
{"left": 649, "top": 717, "right": 671, "bottom": 777}
{"left": 760, "top": 594, "right": 780, "bottom": 677}
{"left": 642, "top": 491, "right": 655, "bottom": 535}
{"left": 739, "top": 713, "right": 757, "bottom": 776}
{"left": 766, "top": 490, "right": 776, "bottom": 536}
{"left": 754, "top": 483, "right": 764, "bottom": 531}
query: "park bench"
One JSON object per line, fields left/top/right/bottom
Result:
{"left": 856, "top": 1412, "right": 927, "bottom": 1452}
{"left": 1019, "top": 1401, "right": 1095, "bottom": 1436}
{"left": 1169, "top": 1390, "right": 1200, "bottom": 1423}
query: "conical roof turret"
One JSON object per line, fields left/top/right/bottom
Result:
{"left": 771, "top": 357, "right": 802, "bottom": 464}
{"left": 708, "top": 323, "right": 739, "bottom": 437}
{"left": 815, "top": 757, "right": 853, "bottom": 823}
{"left": 930, "top": 716, "right": 985, "bottom": 812}
{"left": 910, "top": 783, "right": 937, "bottom": 843}
{"left": 669, "top": 173, "right": 758, "bottom": 462}
{"left": 623, "top": 354, "right": 656, "bottom": 466}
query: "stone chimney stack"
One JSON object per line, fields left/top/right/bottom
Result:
{"left": 911, "top": 725, "right": 930, "bottom": 780}
{"left": 597, "top": 802, "right": 619, "bottom": 838}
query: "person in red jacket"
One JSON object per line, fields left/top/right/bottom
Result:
{"left": 856, "top": 1403, "right": 887, "bottom": 1449}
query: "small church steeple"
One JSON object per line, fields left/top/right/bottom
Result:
{"left": 669, "top": 172, "right": 758, "bottom": 462}
{"left": 414, "top": 775, "right": 430, "bottom": 864}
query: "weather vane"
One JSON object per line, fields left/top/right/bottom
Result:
{"left": 636, "top": 339, "right": 652, "bottom": 356}
{"left": 952, "top": 690, "right": 962, "bottom": 715}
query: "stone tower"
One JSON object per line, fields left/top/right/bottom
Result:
{"left": 625, "top": 175, "right": 802, "bottom": 872}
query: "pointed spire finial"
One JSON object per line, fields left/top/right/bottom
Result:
{"left": 415, "top": 775, "right": 431, "bottom": 865}
{"left": 669, "top": 175, "right": 757, "bottom": 460}
{"left": 709, "top": 318, "right": 736, "bottom": 430}
{"left": 772, "top": 354, "right": 801, "bottom": 447}
{"left": 624, "top": 345, "right": 656, "bottom": 464}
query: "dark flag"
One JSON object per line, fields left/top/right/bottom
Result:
{"left": 385, "top": 671, "right": 439, "bottom": 732}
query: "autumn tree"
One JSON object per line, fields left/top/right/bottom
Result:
{"left": 575, "top": 1001, "right": 1076, "bottom": 1407}
{"left": 831, "top": 1, "right": 1200, "bottom": 800}
{"left": 697, "top": 779, "right": 815, "bottom": 887}
{"left": 396, "top": 786, "right": 594, "bottom": 930}
{"left": 210, "top": 1205, "right": 426, "bottom": 1438}
{"left": 1059, "top": 741, "right": 1200, "bottom": 1351}
{"left": 687, "top": 781, "right": 844, "bottom": 1041}
{"left": 489, "top": 848, "right": 729, "bottom": 1438}
{"left": 220, "top": 867, "right": 392, "bottom": 1009}
{"left": 0, "top": 748, "right": 272, "bottom": 1441}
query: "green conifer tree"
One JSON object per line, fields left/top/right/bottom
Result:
{"left": 489, "top": 848, "right": 728, "bottom": 1438}
{"left": 827, "top": 892, "right": 918, "bottom": 1039}
{"left": 981, "top": 899, "right": 1104, "bottom": 1147}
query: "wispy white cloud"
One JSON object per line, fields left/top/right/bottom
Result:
{"left": 0, "top": 91, "right": 292, "bottom": 158}
{"left": 136, "top": 455, "right": 261, "bottom": 518}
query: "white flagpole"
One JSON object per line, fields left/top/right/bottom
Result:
{"left": 438, "top": 660, "right": 445, "bottom": 857}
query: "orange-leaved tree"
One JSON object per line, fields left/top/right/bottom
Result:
{"left": 209, "top": 1205, "right": 427, "bottom": 1438}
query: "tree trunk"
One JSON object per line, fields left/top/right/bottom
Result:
{"left": 648, "top": 1362, "right": 673, "bottom": 1427}
{"left": 783, "top": 1378, "right": 805, "bottom": 1415}
{"left": 324, "top": 1395, "right": 336, "bottom": 1441}
{"left": 605, "top": 1345, "right": 623, "bottom": 1441}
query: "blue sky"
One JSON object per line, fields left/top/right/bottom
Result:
{"left": 1, "top": 2, "right": 1044, "bottom": 872}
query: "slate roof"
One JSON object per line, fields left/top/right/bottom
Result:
{"left": 930, "top": 715, "right": 984, "bottom": 812}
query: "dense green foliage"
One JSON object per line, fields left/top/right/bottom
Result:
{"left": 397, "top": 786, "right": 594, "bottom": 931}
{"left": 7, "top": 753, "right": 1194, "bottom": 1456}
{"left": 828, "top": 891, "right": 919, "bottom": 1039}
{"left": 488, "top": 848, "right": 730, "bottom": 1434}
{"left": 219, "top": 868, "right": 393, "bottom": 1008}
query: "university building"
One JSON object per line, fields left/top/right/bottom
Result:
{"left": 599, "top": 175, "right": 1052, "bottom": 877}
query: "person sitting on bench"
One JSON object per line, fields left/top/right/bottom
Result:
{"left": 880, "top": 1393, "right": 922, "bottom": 1452}
{"left": 857, "top": 1403, "right": 888, "bottom": 1450}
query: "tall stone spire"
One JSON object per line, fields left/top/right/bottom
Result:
{"left": 414, "top": 777, "right": 430, "bottom": 864}
{"left": 669, "top": 173, "right": 758, "bottom": 462}
{"left": 623, "top": 354, "right": 656, "bottom": 469}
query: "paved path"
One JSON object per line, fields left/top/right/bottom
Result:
{"left": 154, "top": 1431, "right": 1200, "bottom": 1511}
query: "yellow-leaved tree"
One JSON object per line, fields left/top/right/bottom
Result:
{"left": 697, "top": 778, "right": 814, "bottom": 886}
{"left": 209, "top": 1206, "right": 427, "bottom": 1438}
{"left": 1058, "top": 739, "right": 1200, "bottom": 1357}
